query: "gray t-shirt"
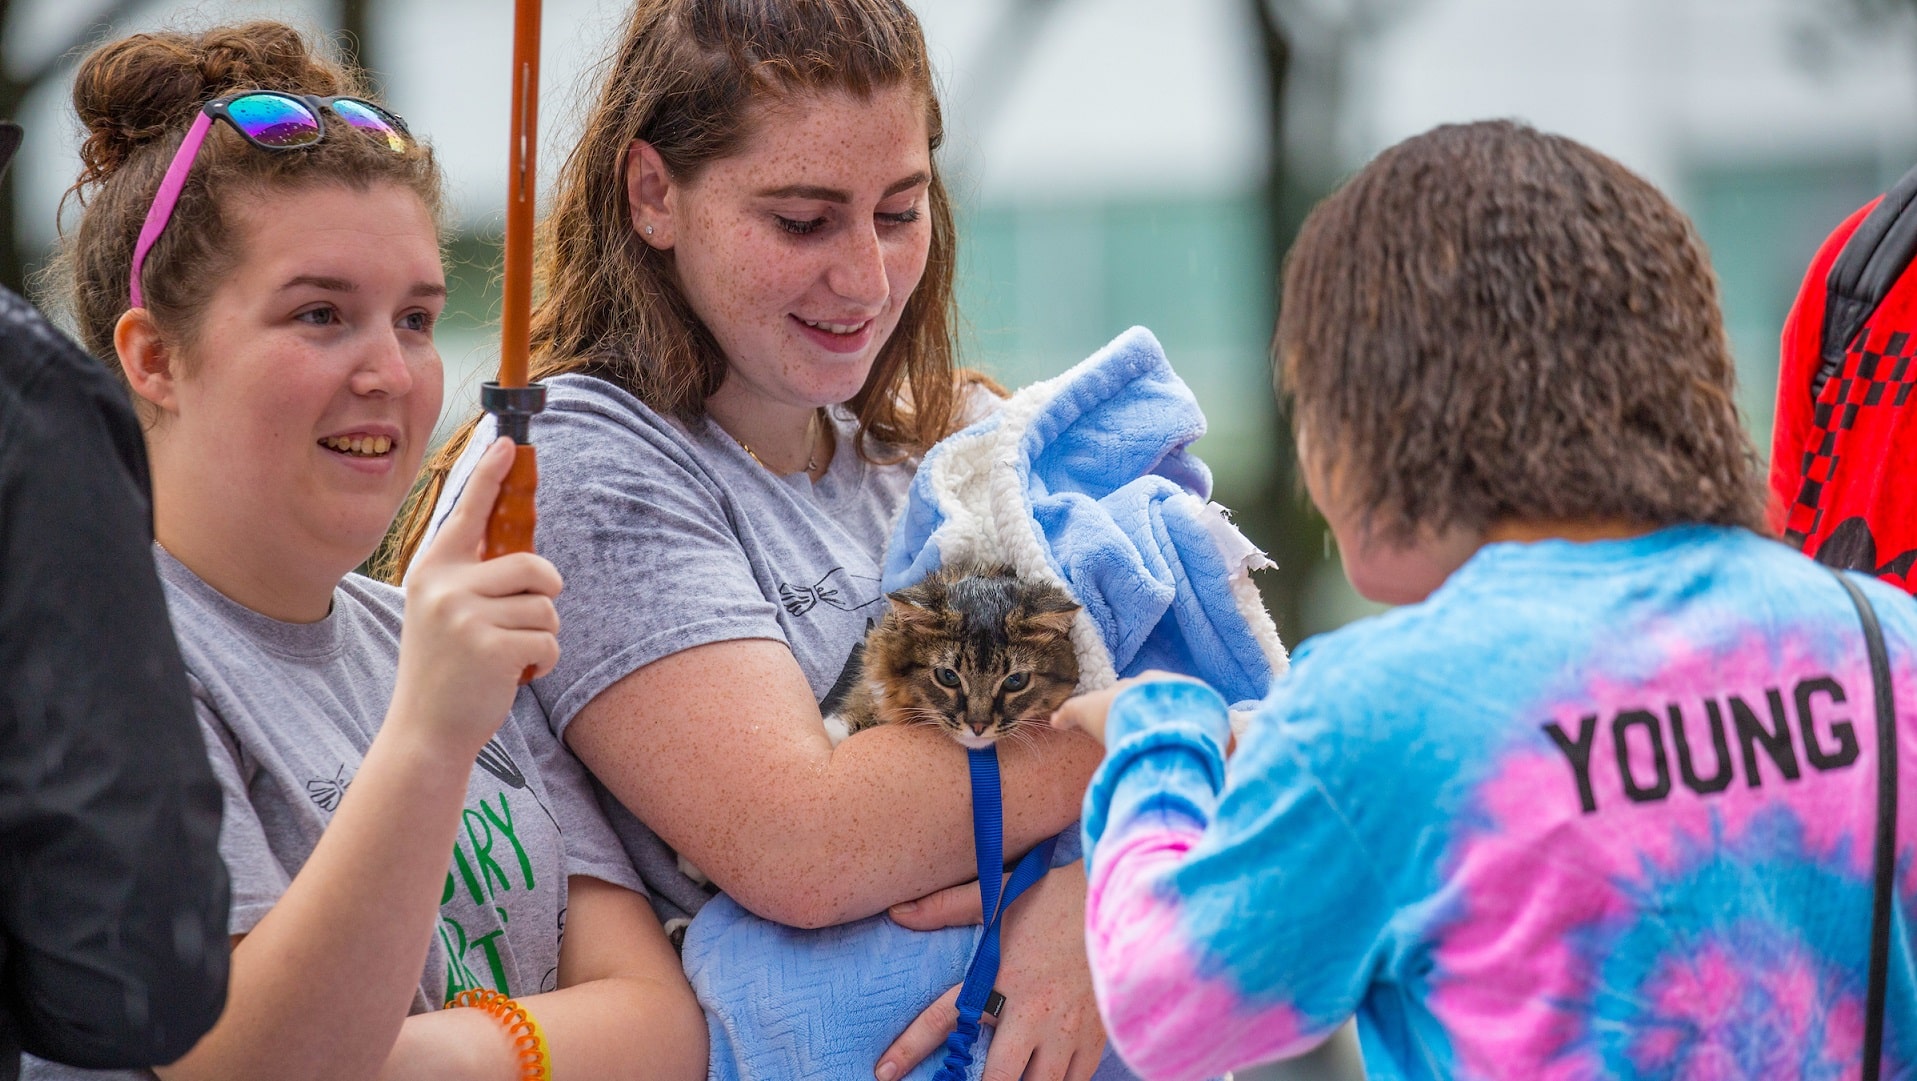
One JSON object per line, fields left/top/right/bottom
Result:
{"left": 424, "top": 374, "right": 917, "bottom": 926}
{"left": 24, "top": 551, "right": 643, "bottom": 1081}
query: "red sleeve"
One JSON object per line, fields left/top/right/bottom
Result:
{"left": 1769, "top": 200, "right": 1878, "bottom": 532}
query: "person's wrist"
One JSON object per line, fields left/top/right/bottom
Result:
{"left": 1004, "top": 855, "right": 1084, "bottom": 938}
{"left": 1107, "top": 678, "right": 1229, "bottom": 749}
{"left": 1082, "top": 683, "right": 1230, "bottom": 854}
{"left": 447, "top": 1001, "right": 522, "bottom": 1081}
{"left": 386, "top": 1006, "right": 518, "bottom": 1081}
{"left": 445, "top": 989, "right": 550, "bottom": 1081}
{"left": 369, "top": 700, "right": 484, "bottom": 786}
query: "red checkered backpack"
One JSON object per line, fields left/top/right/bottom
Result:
{"left": 1771, "top": 162, "right": 1917, "bottom": 592}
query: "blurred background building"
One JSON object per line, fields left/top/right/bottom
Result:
{"left": 7, "top": 0, "right": 1917, "bottom": 624}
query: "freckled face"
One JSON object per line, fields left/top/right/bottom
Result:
{"left": 662, "top": 84, "right": 934, "bottom": 410}
{"left": 158, "top": 183, "right": 445, "bottom": 569}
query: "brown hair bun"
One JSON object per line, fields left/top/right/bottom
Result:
{"left": 54, "top": 20, "right": 436, "bottom": 379}
{"left": 71, "top": 22, "right": 354, "bottom": 191}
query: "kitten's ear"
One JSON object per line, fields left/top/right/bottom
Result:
{"left": 886, "top": 591, "right": 945, "bottom": 632}
{"left": 1013, "top": 602, "right": 1080, "bottom": 641}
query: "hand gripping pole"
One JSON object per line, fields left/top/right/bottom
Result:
{"left": 481, "top": 382, "right": 546, "bottom": 684}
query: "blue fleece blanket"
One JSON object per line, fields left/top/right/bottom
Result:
{"left": 684, "top": 833, "right": 1142, "bottom": 1081}
{"left": 682, "top": 327, "right": 1283, "bottom": 1080}
{"left": 886, "top": 325, "right": 1287, "bottom": 705}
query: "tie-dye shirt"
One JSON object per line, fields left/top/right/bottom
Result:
{"left": 1081, "top": 525, "right": 1916, "bottom": 1081}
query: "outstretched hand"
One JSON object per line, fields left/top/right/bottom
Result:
{"left": 391, "top": 436, "right": 562, "bottom": 760}
{"left": 1050, "top": 670, "right": 1205, "bottom": 746}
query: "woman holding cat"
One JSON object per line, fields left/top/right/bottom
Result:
{"left": 29, "top": 22, "right": 704, "bottom": 1081}
{"left": 390, "top": 2, "right": 1118, "bottom": 1078}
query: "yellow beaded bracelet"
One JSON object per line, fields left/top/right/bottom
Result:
{"left": 446, "top": 988, "right": 551, "bottom": 1081}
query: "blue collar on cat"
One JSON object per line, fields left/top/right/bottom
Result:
{"left": 932, "top": 747, "right": 1059, "bottom": 1081}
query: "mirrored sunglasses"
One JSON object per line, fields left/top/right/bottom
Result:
{"left": 129, "top": 92, "right": 413, "bottom": 308}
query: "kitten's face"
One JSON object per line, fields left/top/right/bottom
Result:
{"left": 864, "top": 566, "right": 1081, "bottom": 749}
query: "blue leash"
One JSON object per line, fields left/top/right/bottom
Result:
{"left": 932, "top": 746, "right": 1058, "bottom": 1081}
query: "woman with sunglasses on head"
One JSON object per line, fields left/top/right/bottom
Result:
{"left": 26, "top": 22, "right": 704, "bottom": 1081}
{"left": 390, "top": 3, "right": 1124, "bottom": 1079}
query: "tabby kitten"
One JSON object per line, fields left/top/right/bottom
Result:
{"left": 679, "top": 565, "right": 1081, "bottom": 892}
{"left": 837, "top": 563, "right": 1082, "bottom": 749}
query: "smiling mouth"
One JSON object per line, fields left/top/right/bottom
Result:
{"left": 797, "top": 317, "right": 870, "bottom": 335}
{"left": 319, "top": 435, "right": 393, "bottom": 457}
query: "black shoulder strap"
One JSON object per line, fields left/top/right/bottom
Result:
{"left": 1816, "top": 161, "right": 1917, "bottom": 401}
{"left": 1831, "top": 568, "right": 1898, "bottom": 1081}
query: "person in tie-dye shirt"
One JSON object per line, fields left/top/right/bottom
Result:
{"left": 1054, "top": 120, "right": 1917, "bottom": 1081}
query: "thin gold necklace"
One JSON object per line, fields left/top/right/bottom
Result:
{"left": 738, "top": 409, "right": 825, "bottom": 475}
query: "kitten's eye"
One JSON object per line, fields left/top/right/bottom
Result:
{"left": 1002, "top": 672, "right": 1030, "bottom": 692}
{"left": 934, "top": 667, "right": 961, "bottom": 688}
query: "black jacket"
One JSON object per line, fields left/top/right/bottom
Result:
{"left": 0, "top": 287, "right": 227, "bottom": 1079}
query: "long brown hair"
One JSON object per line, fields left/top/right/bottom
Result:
{"left": 385, "top": 0, "right": 975, "bottom": 580}
{"left": 53, "top": 22, "right": 442, "bottom": 384}
{"left": 1276, "top": 120, "right": 1766, "bottom": 543}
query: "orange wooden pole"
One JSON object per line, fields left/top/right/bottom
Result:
{"left": 484, "top": 0, "right": 545, "bottom": 683}
{"left": 496, "top": 0, "right": 540, "bottom": 391}
{"left": 482, "top": 447, "right": 540, "bottom": 562}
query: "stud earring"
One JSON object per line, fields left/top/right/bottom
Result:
{"left": 645, "top": 225, "right": 655, "bottom": 236}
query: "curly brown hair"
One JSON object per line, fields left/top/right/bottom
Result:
{"left": 51, "top": 21, "right": 442, "bottom": 383}
{"left": 1276, "top": 120, "right": 1767, "bottom": 543}
{"left": 383, "top": 0, "right": 979, "bottom": 580}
